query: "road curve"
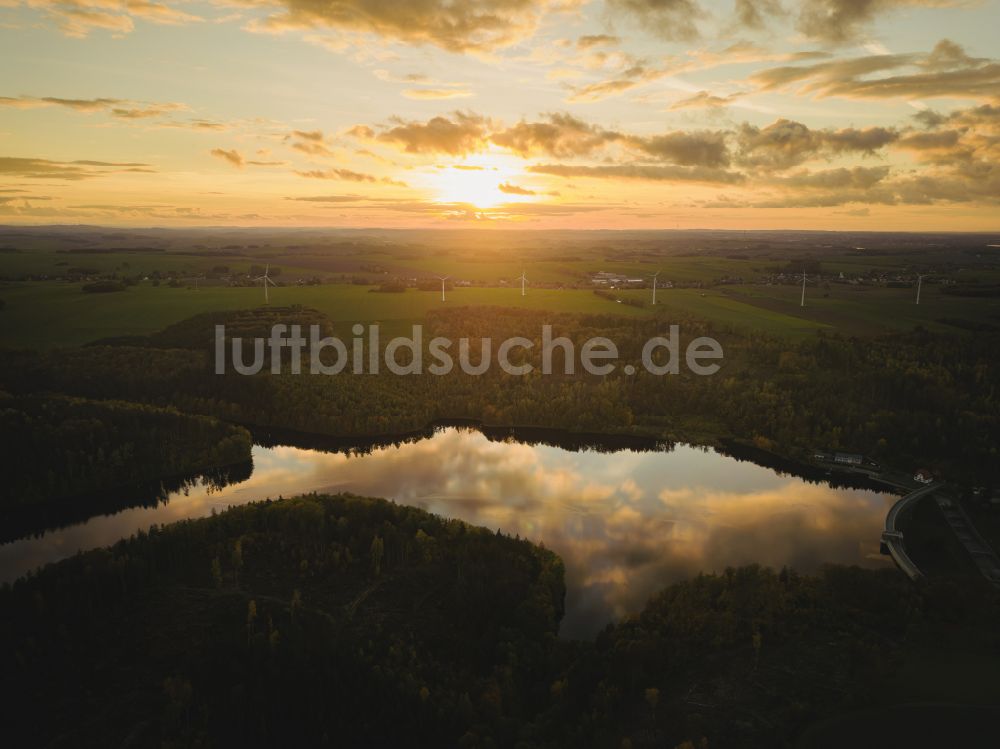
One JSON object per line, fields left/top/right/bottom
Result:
{"left": 882, "top": 482, "right": 940, "bottom": 580}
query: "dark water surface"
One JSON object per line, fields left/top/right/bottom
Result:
{"left": 1, "top": 428, "right": 895, "bottom": 637}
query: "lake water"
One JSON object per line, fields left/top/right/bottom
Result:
{"left": 0, "top": 428, "right": 896, "bottom": 637}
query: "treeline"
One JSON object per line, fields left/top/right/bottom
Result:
{"left": 2, "top": 494, "right": 998, "bottom": 747}
{"left": 2, "top": 305, "right": 997, "bottom": 485}
{"left": 0, "top": 392, "right": 252, "bottom": 508}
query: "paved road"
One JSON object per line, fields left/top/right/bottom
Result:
{"left": 881, "top": 482, "right": 940, "bottom": 580}
{"left": 934, "top": 494, "right": 1000, "bottom": 587}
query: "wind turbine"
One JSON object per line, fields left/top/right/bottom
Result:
{"left": 436, "top": 275, "right": 450, "bottom": 302}
{"left": 800, "top": 271, "right": 807, "bottom": 307}
{"left": 650, "top": 271, "right": 660, "bottom": 305}
{"left": 255, "top": 264, "right": 277, "bottom": 304}
{"left": 519, "top": 269, "right": 527, "bottom": 297}
{"left": 915, "top": 274, "right": 923, "bottom": 305}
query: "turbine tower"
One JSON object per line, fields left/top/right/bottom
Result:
{"left": 915, "top": 274, "right": 922, "bottom": 305}
{"left": 255, "top": 264, "right": 277, "bottom": 304}
{"left": 436, "top": 275, "right": 450, "bottom": 302}
{"left": 800, "top": 271, "right": 806, "bottom": 307}
{"left": 519, "top": 270, "right": 527, "bottom": 297}
{"left": 651, "top": 271, "right": 660, "bottom": 305}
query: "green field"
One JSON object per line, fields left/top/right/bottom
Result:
{"left": 722, "top": 283, "right": 1000, "bottom": 336}
{"left": 3, "top": 229, "right": 998, "bottom": 348}
{"left": 0, "top": 282, "right": 654, "bottom": 349}
{"left": 3, "top": 275, "right": 998, "bottom": 349}
{"left": 382, "top": 255, "right": 766, "bottom": 285}
{"left": 618, "top": 288, "right": 833, "bottom": 339}
{"left": 0, "top": 248, "right": 775, "bottom": 286}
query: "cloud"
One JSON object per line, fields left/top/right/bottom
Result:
{"left": 295, "top": 168, "right": 377, "bottom": 181}
{"left": 716, "top": 128, "right": 998, "bottom": 207}
{"left": 346, "top": 125, "right": 376, "bottom": 140}
{"left": 26, "top": 0, "right": 202, "bottom": 39}
{"left": 564, "top": 64, "right": 668, "bottom": 103}
{"left": 830, "top": 62, "right": 1000, "bottom": 101}
{"left": 372, "top": 69, "right": 472, "bottom": 98}
{"left": 734, "top": 0, "right": 785, "bottom": 29}
{"left": 606, "top": 0, "right": 703, "bottom": 42}
{"left": 402, "top": 88, "right": 474, "bottom": 100}
{"left": 291, "top": 141, "right": 334, "bottom": 157}
{"left": 669, "top": 90, "right": 741, "bottom": 110}
{"left": 123, "top": 0, "right": 201, "bottom": 26}
{"left": 0, "top": 95, "right": 186, "bottom": 118}
{"left": 497, "top": 182, "right": 536, "bottom": 195}
{"left": 735, "top": 119, "right": 897, "bottom": 169}
{"left": 285, "top": 129, "right": 337, "bottom": 157}
{"left": 628, "top": 130, "right": 731, "bottom": 168}
{"left": 0, "top": 156, "right": 152, "bottom": 180}
{"left": 891, "top": 102, "right": 999, "bottom": 190}
{"left": 158, "top": 119, "right": 229, "bottom": 131}
{"left": 753, "top": 40, "right": 1000, "bottom": 101}
{"left": 249, "top": 0, "right": 566, "bottom": 53}
{"left": 294, "top": 167, "right": 407, "bottom": 186}
{"left": 109, "top": 103, "right": 187, "bottom": 119}
{"left": 0, "top": 95, "right": 121, "bottom": 111}
{"left": 285, "top": 194, "right": 370, "bottom": 202}
{"left": 913, "top": 102, "right": 1000, "bottom": 130}
{"left": 576, "top": 34, "right": 620, "bottom": 49}
{"left": 823, "top": 125, "right": 899, "bottom": 152}
{"left": 491, "top": 113, "right": 621, "bottom": 158}
{"left": 369, "top": 112, "right": 489, "bottom": 155}
{"left": 897, "top": 129, "right": 961, "bottom": 150}
{"left": 528, "top": 163, "right": 745, "bottom": 185}
{"left": 795, "top": 0, "right": 962, "bottom": 45}
{"left": 773, "top": 165, "right": 891, "bottom": 190}
{"left": 356, "top": 111, "right": 906, "bottom": 181}
{"left": 753, "top": 52, "right": 913, "bottom": 91}
{"left": 210, "top": 148, "right": 245, "bottom": 168}
{"left": 373, "top": 70, "right": 432, "bottom": 84}
{"left": 491, "top": 114, "right": 731, "bottom": 168}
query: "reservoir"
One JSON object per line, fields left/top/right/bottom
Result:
{"left": 0, "top": 427, "right": 895, "bottom": 637}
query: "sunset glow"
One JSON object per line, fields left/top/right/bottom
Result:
{"left": 1, "top": 1, "right": 998, "bottom": 229}
{"left": 426, "top": 155, "right": 537, "bottom": 209}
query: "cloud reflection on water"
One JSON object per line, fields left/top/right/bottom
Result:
{"left": 0, "top": 428, "right": 894, "bottom": 637}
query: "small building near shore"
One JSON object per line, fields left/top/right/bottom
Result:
{"left": 914, "top": 468, "right": 934, "bottom": 484}
{"left": 834, "top": 452, "right": 863, "bottom": 466}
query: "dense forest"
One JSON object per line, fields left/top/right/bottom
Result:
{"left": 2, "top": 306, "right": 997, "bottom": 486}
{"left": 0, "top": 392, "right": 252, "bottom": 509}
{"left": 2, "top": 494, "right": 998, "bottom": 748}
{"left": 0, "top": 494, "right": 565, "bottom": 747}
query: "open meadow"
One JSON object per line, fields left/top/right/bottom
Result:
{"left": 2, "top": 228, "right": 999, "bottom": 347}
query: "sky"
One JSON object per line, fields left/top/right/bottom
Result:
{"left": 1, "top": 0, "right": 998, "bottom": 230}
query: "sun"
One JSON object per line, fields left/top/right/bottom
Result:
{"left": 425, "top": 154, "right": 537, "bottom": 209}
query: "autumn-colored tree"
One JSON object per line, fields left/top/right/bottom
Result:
{"left": 370, "top": 535, "right": 385, "bottom": 576}
{"left": 210, "top": 557, "right": 222, "bottom": 589}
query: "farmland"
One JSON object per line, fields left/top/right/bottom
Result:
{"left": 1, "top": 227, "right": 998, "bottom": 348}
